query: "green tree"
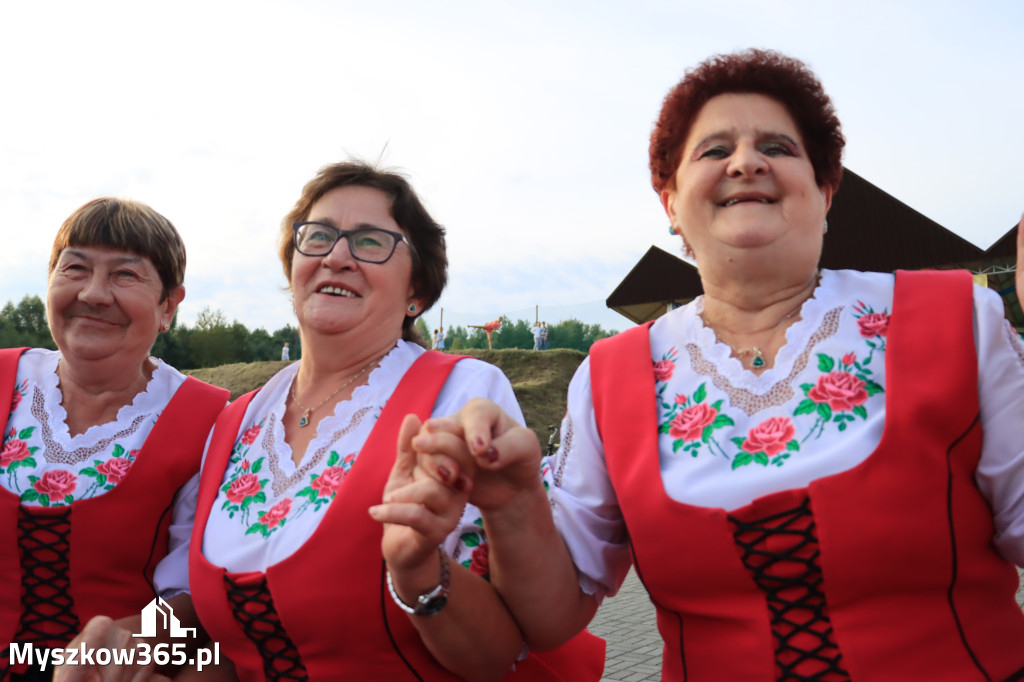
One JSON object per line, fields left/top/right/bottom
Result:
{"left": 186, "top": 306, "right": 237, "bottom": 368}
{"left": 0, "top": 296, "right": 55, "bottom": 349}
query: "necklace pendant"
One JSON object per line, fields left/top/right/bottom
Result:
{"left": 751, "top": 351, "right": 765, "bottom": 368}
{"left": 299, "top": 410, "right": 311, "bottom": 428}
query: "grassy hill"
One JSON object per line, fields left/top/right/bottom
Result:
{"left": 186, "top": 348, "right": 586, "bottom": 447}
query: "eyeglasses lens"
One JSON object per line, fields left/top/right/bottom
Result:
{"left": 295, "top": 224, "right": 398, "bottom": 263}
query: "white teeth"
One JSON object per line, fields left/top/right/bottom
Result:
{"left": 319, "top": 286, "right": 356, "bottom": 297}
{"left": 723, "top": 198, "right": 772, "bottom": 207}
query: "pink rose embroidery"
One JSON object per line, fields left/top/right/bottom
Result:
{"left": 742, "top": 417, "right": 796, "bottom": 457}
{"left": 11, "top": 390, "right": 21, "bottom": 413}
{"left": 669, "top": 403, "right": 718, "bottom": 441}
{"left": 34, "top": 470, "right": 77, "bottom": 503}
{"left": 311, "top": 466, "right": 347, "bottom": 498}
{"left": 96, "top": 457, "right": 133, "bottom": 485}
{"left": 652, "top": 359, "right": 675, "bottom": 382}
{"left": 240, "top": 424, "right": 261, "bottom": 446}
{"left": 260, "top": 498, "right": 291, "bottom": 529}
{"left": 241, "top": 460, "right": 251, "bottom": 471}
{"left": 841, "top": 352, "right": 856, "bottom": 367}
{"left": 468, "top": 543, "right": 490, "bottom": 578}
{"left": 226, "top": 473, "right": 262, "bottom": 503}
{"left": 0, "top": 440, "right": 31, "bottom": 468}
{"left": 808, "top": 371, "right": 868, "bottom": 412}
{"left": 857, "top": 312, "right": 890, "bottom": 338}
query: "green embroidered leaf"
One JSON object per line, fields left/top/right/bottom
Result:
{"left": 27, "top": 448, "right": 38, "bottom": 456}
{"left": 245, "top": 524, "right": 263, "bottom": 536}
{"left": 474, "top": 517, "right": 484, "bottom": 527}
{"left": 241, "top": 497, "right": 253, "bottom": 510}
{"left": 659, "top": 421, "right": 671, "bottom": 434}
{"left": 731, "top": 437, "right": 746, "bottom": 449}
{"left": 799, "top": 383, "right": 814, "bottom": 395}
{"left": 864, "top": 380, "right": 884, "bottom": 396}
{"left": 297, "top": 487, "right": 314, "bottom": 501}
{"left": 220, "top": 499, "right": 232, "bottom": 511}
{"left": 20, "top": 489, "right": 39, "bottom": 503}
{"left": 39, "top": 496, "right": 50, "bottom": 508}
{"left": 817, "top": 354, "right": 835, "bottom": 373}
{"left": 104, "top": 484, "right": 114, "bottom": 491}
{"left": 693, "top": 383, "right": 707, "bottom": 404}
{"left": 251, "top": 458, "right": 265, "bottom": 474}
{"left": 672, "top": 440, "right": 684, "bottom": 453}
{"left": 701, "top": 425, "right": 714, "bottom": 443}
{"left": 817, "top": 403, "right": 833, "bottom": 421}
{"left": 853, "top": 405, "right": 868, "bottom": 420}
{"left": 837, "top": 421, "right": 847, "bottom": 432}
{"left": 732, "top": 453, "right": 753, "bottom": 470}
{"left": 461, "top": 559, "right": 472, "bottom": 569}
{"left": 253, "top": 492, "right": 266, "bottom": 504}
{"left": 259, "top": 479, "right": 269, "bottom": 487}
{"left": 754, "top": 452, "right": 769, "bottom": 466}
{"left": 794, "top": 399, "right": 817, "bottom": 416}
{"left": 81, "top": 467, "right": 99, "bottom": 478}
{"left": 327, "top": 451, "right": 340, "bottom": 467}
{"left": 866, "top": 339, "right": 876, "bottom": 349}
{"left": 712, "top": 414, "right": 734, "bottom": 429}
{"left": 711, "top": 399, "right": 724, "bottom": 412}
{"left": 17, "top": 426, "right": 35, "bottom": 440}
{"left": 28, "top": 475, "right": 39, "bottom": 484}
{"left": 96, "top": 475, "right": 107, "bottom": 487}
{"left": 63, "top": 494, "right": 73, "bottom": 504}
{"left": 461, "top": 533, "right": 482, "bottom": 547}
{"left": 786, "top": 440, "right": 800, "bottom": 452}
{"left": 112, "top": 444, "right": 125, "bottom": 458}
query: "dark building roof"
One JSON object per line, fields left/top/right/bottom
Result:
{"left": 607, "top": 167, "right": 1020, "bottom": 327}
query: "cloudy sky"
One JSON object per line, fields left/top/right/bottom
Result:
{"left": 1, "top": 0, "right": 1020, "bottom": 336}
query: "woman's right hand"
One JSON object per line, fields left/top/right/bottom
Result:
{"left": 411, "top": 398, "right": 546, "bottom": 512}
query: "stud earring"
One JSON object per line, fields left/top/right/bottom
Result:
{"left": 408, "top": 304, "right": 416, "bottom": 313}
{"left": 668, "top": 224, "right": 676, "bottom": 235}
{"left": 824, "top": 219, "right": 829, "bottom": 233}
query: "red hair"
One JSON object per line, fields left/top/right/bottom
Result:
{"left": 649, "top": 49, "right": 845, "bottom": 193}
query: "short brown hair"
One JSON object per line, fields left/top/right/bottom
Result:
{"left": 279, "top": 161, "right": 447, "bottom": 341}
{"left": 49, "top": 198, "right": 186, "bottom": 300}
{"left": 649, "top": 49, "right": 845, "bottom": 194}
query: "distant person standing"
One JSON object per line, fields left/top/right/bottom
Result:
{"left": 281, "top": 341, "right": 291, "bottom": 361}
{"left": 437, "top": 327, "right": 446, "bottom": 350}
{"left": 540, "top": 321, "right": 549, "bottom": 350}
{"left": 531, "top": 322, "right": 542, "bottom": 350}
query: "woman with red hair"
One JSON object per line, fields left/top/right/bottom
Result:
{"left": 408, "top": 49, "right": 1024, "bottom": 680}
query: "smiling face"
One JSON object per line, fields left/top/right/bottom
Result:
{"left": 47, "top": 245, "right": 183, "bottom": 366}
{"left": 661, "top": 93, "right": 832, "bottom": 268}
{"left": 290, "top": 185, "right": 420, "bottom": 347}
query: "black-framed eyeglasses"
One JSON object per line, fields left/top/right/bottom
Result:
{"left": 292, "top": 222, "right": 413, "bottom": 264}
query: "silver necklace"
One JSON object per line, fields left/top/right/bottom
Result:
{"left": 290, "top": 351, "right": 388, "bottom": 428}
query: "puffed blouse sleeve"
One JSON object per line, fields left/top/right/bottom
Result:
{"left": 546, "top": 357, "right": 632, "bottom": 602}
{"left": 973, "top": 285, "right": 1024, "bottom": 566}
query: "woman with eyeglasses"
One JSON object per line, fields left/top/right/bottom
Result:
{"left": 182, "top": 161, "right": 603, "bottom": 681}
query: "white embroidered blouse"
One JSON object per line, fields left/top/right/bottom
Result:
{"left": 548, "top": 269, "right": 1024, "bottom": 600}
{"left": 200, "top": 340, "right": 523, "bottom": 575}
{"left": 1, "top": 348, "right": 195, "bottom": 597}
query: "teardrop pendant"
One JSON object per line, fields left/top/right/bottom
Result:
{"left": 299, "top": 410, "right": 311, "bottom": 428}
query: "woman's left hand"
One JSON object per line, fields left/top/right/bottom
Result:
{"left": 371, "top": 414, "right": 469, "bottom": 572}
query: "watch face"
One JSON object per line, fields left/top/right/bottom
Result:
{"left": 418, "top": 595, "right": 448, "bottom": 616}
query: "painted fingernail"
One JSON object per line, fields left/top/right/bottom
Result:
{"left": 437, "top": 465, "right": 452, "bottom": 483}
{"left": 485, "top": 447, "right": 499, "bottom": 463}
{"left": 472, "top": 436, "right": 485, "bottom": 452}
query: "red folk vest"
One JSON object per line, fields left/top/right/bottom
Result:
{"left": 0, "top": 347, "right": 228, "bottom": 670}
{"left": 190, "top": 351, "right": 604, "bottom": 682}
{"left": 590, "top": 270, "right": 1024, "bottom": 681}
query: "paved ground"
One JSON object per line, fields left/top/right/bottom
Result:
{"left": 589, "top": 567, "right": 1024, "bottom": 681}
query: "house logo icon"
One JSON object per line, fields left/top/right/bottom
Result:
{"left": 133, "top": 597, "right": 197, "bottom": 638}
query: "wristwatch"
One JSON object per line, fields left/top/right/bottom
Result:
{"left": 387, "top": 547, "right": 451, "bottom": 617}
